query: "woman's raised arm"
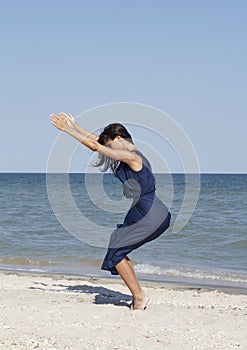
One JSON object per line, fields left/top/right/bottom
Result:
{"left": 50, "top": 113, "right": 99, "bottom": 151}
{"left": 58, "top": 112, "right": 98, "bottom": 140}
{"left": 50, "top": 113, "right": 142, "bottom": 171}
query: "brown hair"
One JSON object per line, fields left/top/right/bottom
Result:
{"left": 94, "top": 123, "right": 133, "bottom": 172}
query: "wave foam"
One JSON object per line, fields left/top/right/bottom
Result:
{"left": 134, "top": 263, "right": 247, "bottom": 284}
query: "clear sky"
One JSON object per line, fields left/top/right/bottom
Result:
{"left": 0, "top": 0, "right": 246, "bottom": 173}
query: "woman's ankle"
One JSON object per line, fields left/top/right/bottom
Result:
{"left": 133, "top": 289, "right": 146, "bottom": 300}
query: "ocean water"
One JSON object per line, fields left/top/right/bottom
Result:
{"left": 0, "top": 173, "right": 246, "bottom": 288}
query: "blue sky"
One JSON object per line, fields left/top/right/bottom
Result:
{"left": 0, "top": 0, "right": 246, "bottom": 173}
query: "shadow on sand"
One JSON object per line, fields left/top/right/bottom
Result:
{"left": 29, "top": 281, "right": 132, "bottom": 308}
{"left": 66, "top": 284, "right": 132, "bottom": 307}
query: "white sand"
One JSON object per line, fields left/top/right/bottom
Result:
{"left": 0, "top": 271, "right": 246, "bottom": 350}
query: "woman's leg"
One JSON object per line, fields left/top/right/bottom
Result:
{"left": 115, "top": 257, "right": 149, "bottom": 310}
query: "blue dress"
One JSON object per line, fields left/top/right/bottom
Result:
{"left": 101, "top": 150, "right": 171, "bottom": 275}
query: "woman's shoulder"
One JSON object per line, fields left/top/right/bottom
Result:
{"left": 131, "top": 149, "right": 150, "bottom": 162}
{"left": 130, "top": 149, "right": 153, "bottom": 174}
{"left": 130, "top": 149, "right": 144, "bottom": 159}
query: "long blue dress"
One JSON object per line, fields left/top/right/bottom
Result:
{"left": 101, "top": 150, "right": 171, "bottom": 275}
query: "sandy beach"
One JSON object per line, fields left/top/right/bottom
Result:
{"left": 0, "top": 271, "right": 246, "bottom": 350}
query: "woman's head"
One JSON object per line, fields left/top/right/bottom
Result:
{"left": 94, "top": 123, "right": 133, "bottom": 172}
{"left": 98, "top": 123, "right": 133, "bottom": 146}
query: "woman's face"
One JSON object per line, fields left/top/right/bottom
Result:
{"left": 104, "top": 136, "right": 124, "bottom": 150}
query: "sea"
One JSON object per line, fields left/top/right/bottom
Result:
{"left": 0, "top": 173, "right": 246, "bottom": 289}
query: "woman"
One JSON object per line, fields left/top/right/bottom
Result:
{"left": 50, "top": 112, "right": 171, "bottom": 310}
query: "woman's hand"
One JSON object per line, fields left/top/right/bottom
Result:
{"left": 50, "top": 112, "right": 99, "bottom": 151}
{"left": 50, "top": 113, "right": 69, "bottom": 131}
{"left": 59, "top": 112, "right": 76, "bottom": 128}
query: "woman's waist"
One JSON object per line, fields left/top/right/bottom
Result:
{"left": 132, "top": 194, "right": 168, "bottom": 211}
{"left": 124, "top": 197, "right": 170, "bottom": 226}
{"left": 126, "top": 189, "right": 155, "bottom": 199}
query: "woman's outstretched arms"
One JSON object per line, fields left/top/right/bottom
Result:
{"left": 57, "top": 112, "right": 99, "bottom": 141}
{"left": 50, "top": 113, "right": 99, "bottom": 151}
{"left": 50, "top": 113, "right": 142, "bottom": 171}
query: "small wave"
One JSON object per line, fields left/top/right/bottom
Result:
{"left": 134, "top": 263, "right": 247, "bottom": 284}
{"left": 0, "top": 266, "right": 46, "bottom": 273}
{"left": 0, "top": 257, "right": 63, "bottom": 267}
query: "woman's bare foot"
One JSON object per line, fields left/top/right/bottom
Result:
{"left": 130, "top": 294, "right": 149, "bottom": 310}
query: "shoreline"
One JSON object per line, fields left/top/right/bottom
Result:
{"left": 1, "top": 268, "right": 246, "bottom": 296}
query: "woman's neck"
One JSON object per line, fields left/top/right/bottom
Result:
{"left": 124, "top": 141, "right": 138, "bottom": 152}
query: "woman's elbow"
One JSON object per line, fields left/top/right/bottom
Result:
{"left": 82, "top": 139, "right": 99, "bottom": 152}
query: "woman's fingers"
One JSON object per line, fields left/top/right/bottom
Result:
{"left": 58, "top": 113, "right": 66, "bottom": 119}
{"left": 50, "top": 114, "right": 58, "bottom": 122}
{"left": 50, "top": 113, "right": 68, "bottom": 130}
{"left": 50, "top": 115, "right": 58, "bottom": 122}
{"left": 51, "top": 112, "right": 74, "bottom": 123}
{"left": 50, "top": 114, "right": 61, "bottom": 120}
{"left": 59, "top": 112, "right": 69, "bottom": 119}
{"left": 68, "top": 113, "right": 75, "bottom": 122}
{"left": 58, "top": 112, "right": 75, "bottom": 127}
